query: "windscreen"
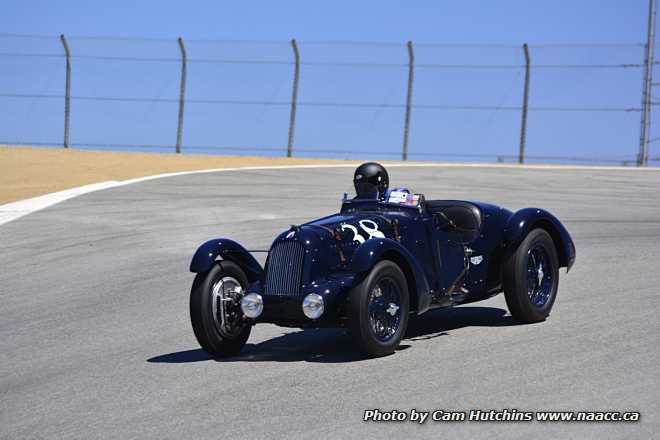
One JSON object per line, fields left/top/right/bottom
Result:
{"left": 386, "top": 189, "right": 422, "bottom": 207}
{"left": 342, "top": 186, "right": 423, "bottom": 207}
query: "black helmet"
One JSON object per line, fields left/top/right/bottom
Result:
{"left": 353, "top": 162, "right": 389, "bottom": 199}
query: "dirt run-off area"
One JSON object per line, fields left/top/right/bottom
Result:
{"left": 0, "top": 146, "right": 350, "bottom": 204}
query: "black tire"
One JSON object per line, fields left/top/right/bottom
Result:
{"left": 347, "top": 260, "right": 410, "bottom": 357}
{"left": 190, "top": 261, "right": 251, "bottom": 358}
{"left": 503, "top": 228, "right": 559, "bottom": 323}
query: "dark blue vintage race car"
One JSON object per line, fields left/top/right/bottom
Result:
{"left": 189, "top": 163, "right": 575, "bottom": 357}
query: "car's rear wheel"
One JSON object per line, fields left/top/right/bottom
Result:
{"left": 190, "top": 261, "right": 251, "bottom": 358}
{"left": 503, "top": 228, "right": 559, "bottom": 323}
{"left": 347, "top": 260, "right": 409, "bottom": 357}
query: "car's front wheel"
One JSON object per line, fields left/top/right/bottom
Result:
{"left": 503, "top": 228, "right": 559, "bottom": 323}
{"left": 190, "top": 261, "right": 252, "bottom": 358}
{"left": 347, "top": 260, "right": 410, "bottom": 357}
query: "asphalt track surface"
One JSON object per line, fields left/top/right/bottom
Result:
{"left": 1, "top": 166, "right": 659, "bottom": 439}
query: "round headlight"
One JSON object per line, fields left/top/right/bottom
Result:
{"left": 240, "top": 293, "right": 263, "bottom": 319}
{"left": 302, "top": 293, "right": 324, "bottom": 319}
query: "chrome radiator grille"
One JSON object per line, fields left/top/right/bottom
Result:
{"left": 265, "top": 241, "right": 305, "bottom": 296}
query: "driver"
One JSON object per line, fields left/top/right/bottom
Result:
{"left": 353, "top": 162, "right": 419, "bottom": 205}
{"left": 353, "top": 162, "right": 389, "bottom": 199}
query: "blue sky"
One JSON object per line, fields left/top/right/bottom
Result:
{"left": 1, "top": 0, "right": 656, "bottom": 163}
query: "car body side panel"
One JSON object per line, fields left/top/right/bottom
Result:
{"left": 457, "top": 202, "right": 512, "bottom": 300}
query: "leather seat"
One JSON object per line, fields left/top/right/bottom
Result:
{"left": 426, "top": 200, "right": 482, "bottom": 243}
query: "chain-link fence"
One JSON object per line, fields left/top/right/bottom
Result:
{"left": 1, "top": 33, "right": 658, "bottom": 165}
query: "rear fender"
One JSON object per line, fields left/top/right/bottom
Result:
{"left": 189, "top": 238, "right": 264, "bottom": 282}
{"left": 349, "top": 237, "right": 432, "bottom": 314}
{"left": 504, "top": 208, "right": 576, "bottom": 271}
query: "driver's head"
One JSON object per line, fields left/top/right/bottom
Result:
{"left": 353, "top": 162, "right": 389, "bottom": 199}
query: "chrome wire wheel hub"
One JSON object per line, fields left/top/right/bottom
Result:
{"left": 367, "top": 278, "right": 402, "bottom": 342}
{"left": 211, "top": 276, "right": 245, "bottom": 338}
{"left": 526, "top": 245, "right": 553, "bottom": 307}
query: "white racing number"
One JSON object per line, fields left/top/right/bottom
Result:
{"left": 340, "top": 224, "right": 365, "bottom": 244}
{"left": 340, "top": 219, "right": 384, "bottom": 244}
{"left": 358, "top": 220, "right": 385, "bottom": 239}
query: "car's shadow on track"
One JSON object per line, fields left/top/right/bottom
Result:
{"left": 148, "top": 306, "right": 521, "bottom": 364}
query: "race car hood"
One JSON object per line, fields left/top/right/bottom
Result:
{"left": 306, "top": 211, "right": 404, "bottom": 245}
{"left": 267, "top": 208, "right": 413, "bottom": 280}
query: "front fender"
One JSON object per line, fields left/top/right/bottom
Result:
{"left": 504, "top": 208, "right": 576, "bottom": 271}
{"left": 349, "top": 237, "right": 432, "bottom": 314}
{"left": 189, "top": 238, "right": 264, "bottom": 281}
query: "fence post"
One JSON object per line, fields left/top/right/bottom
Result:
{"left": 287, "top": 39, "right": 300, "bottom": 158}
{"left": 518, "top": 43, "right": 530, "bottom": 164}
{"left": 638, "top": 0, "right": 656, "bottom": 166}
{"left": 60, "top": 34, "right": 71, "bottom": 149}
{"left": 402, "top": 41, "right": 415, "bottom": 161}
{"left": 176, "top": 37, "right": 187, "bottom": 154}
